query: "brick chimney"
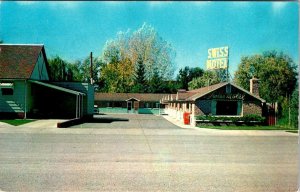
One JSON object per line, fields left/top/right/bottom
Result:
{"left": 250, "top": 77, "right": 259, "bottom": 97}
{"left": 176, "top": 89, "right": 187, "bottom": 100}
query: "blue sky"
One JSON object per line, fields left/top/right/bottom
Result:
{"left": 0, "top": 1, "right": 298, "bottom": 77}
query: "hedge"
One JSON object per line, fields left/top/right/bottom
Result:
{"left": 196, "top": 114, "right": 265, "bottom": 123}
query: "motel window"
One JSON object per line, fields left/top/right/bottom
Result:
{"left": 114, "top": 102, "right": 122, "bottom": 108}
{"left": 212, "top": 100, "right": 242, "bottom": 116}
{"left": 186, "top": 103, "right": 189, "bottom": 110}
{"left": 1, "top": 88, "right": 13, "bottom": 95}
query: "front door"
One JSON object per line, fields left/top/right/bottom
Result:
{"left": 127, "top": 101, "right": 132, "bottom": 112}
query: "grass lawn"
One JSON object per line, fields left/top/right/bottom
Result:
{"left": 197, "top": 125, "right": 297, "bottom": 131}
{"left": 0, "top": 119, "right": 35, "bottom": 126}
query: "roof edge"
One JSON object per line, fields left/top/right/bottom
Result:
{"left": 188, "top": 82, "right": 229, "bottom": 101}
{"left": 229, "top": 83, "right": 266, "bottom": 103}
{"left": 187, "top": 82, "right": 266, "bottom": 103}
{"left": 0, "top": 44, "right": 45, "bottom": 46}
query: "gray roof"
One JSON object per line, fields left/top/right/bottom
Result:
{"left": 95, "top": 93, "right": 170, "bottom": 102}
{"left": 164, "top": 82, "right": 266, "bottom": 103}
{"left": 189, "top": 82, "right": 265, "bottom": 102}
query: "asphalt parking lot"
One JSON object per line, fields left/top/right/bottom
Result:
{"left": 0, "top": 114, "right": 298, "bottom": 191}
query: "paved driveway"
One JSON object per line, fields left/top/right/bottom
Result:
{"left": 72, "top": 114, "right": 183, "bottom": 129}
{"left": 0, "top": 114, "right": 298, "bottom": 191}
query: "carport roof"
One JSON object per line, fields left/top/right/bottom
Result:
{"left": 29, "top": 80, "right": 85, "bottom": 96}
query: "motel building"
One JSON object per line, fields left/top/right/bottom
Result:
{"left": 94, "top": 93, "right": 169, "bottom": 115}
{"left": 162, "top": 78, "right": 267, "bottom": 126}
{"left": 0, "top": 44, "right": 94, "bottom": 119}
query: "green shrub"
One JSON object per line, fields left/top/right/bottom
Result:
{"left": 196, "top": 114, "right": 265, "bottom": 123}
{"left": 242, "top": 114, "right": 265, "bottom": 122}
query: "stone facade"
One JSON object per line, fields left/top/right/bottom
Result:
{"left": 193, "top": 103, "right": 203, "bottom": 116}
{"left": 243, "top": 101, "right": 262, "bottom": 116}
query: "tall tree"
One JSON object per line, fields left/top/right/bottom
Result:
{"left": 48, "top": 56, "right": 70, "bottom": 81}
{"left": 99, "top": 23, "right": 176, "bottom": 92}
{"left": 290, "top": 86, "right": 299, "bottom": 128}
{"left": 129, "top": 23, "right": 176, "bottom": 80}
{"left": 73, "top": 56, "right": 103, "bottom": 83}
{"left": 234, "top": 51, "right": 297, "bottom": 103}
{"left": 189, "top": 67, "right": 204, "bottom": 80}
{"left": 177, "top": 67, "right": 189, "bottom": 90}
{"left": 132, "top": 56, "right": 147, "bottom": 93}
{"left": 148, "top": 67, "right": 163, "bottom": 93}
{"left": 177, "top": 66, "right": 204, "bottom": 90}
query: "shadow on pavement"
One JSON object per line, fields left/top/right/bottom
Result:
{"left": 87, "top": 117, "right": 129, "bottom": 123}
{"left": 57, "top": 116, "right": 129, "bottom": 128}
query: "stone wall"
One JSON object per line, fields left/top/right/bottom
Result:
{"left": 194, "top": 104, "right": 204, "bottom": 116}
{"left": 243, "top": 101, "right": 262, "bottom": 116}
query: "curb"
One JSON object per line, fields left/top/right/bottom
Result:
{"left": 57, "top": 118, "right": 83, "bottom": 128}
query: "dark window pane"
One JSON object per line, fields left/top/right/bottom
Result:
{"left": 1, "top": 88, "right": 13, "bottom": 95}
{"left": 216, "top": 101, "right": 237, "bottom": 115}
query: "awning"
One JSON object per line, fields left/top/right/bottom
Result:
{"left": 29, "top": 80, "right": 85, "bottom": 96}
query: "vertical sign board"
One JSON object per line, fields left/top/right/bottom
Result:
{"left": 206, "top": 46, "right": 229, "bottom": 70}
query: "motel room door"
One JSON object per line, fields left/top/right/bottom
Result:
{"left": 126, "top": 98, "right": 139, "bottom": 113}
{"left": 127, "top": 101, "right": 132, "bottom": 113}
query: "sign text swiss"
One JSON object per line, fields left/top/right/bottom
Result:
{"left": 206, "top": 46, "right": 229, "bottom": 70}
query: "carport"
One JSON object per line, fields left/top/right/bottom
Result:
{"left": 29, "top": 80, "right": 85, "bottom": 119}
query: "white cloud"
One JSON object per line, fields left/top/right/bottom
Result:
{"left": 148, "top": 1, "right": 173, "bottom": 7}
{"left": 272, "top": 2, "right": 287, "bottom": 13}
{"left": 16, "top": 1, "right": 38, "bottom": 5}
{"left": 47, "top": 1, "right": 81, "bottom": 9}
{"left": 16, "top": 1, "right": 81, "bottom": 9}
{"left": 231, "top": 2, "right": 250, "bottom": 8}
{"left": 191, "top": 1, "right": 211, "bottom": 7}
{"left": 103, "top": 1, "right": 123, "bottom": 5}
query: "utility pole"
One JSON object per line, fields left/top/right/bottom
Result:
{"left": 90, "top": 52, "right": 93, "bottom": 85}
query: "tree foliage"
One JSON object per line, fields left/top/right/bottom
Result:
{"left": 129, "top": 23, "right": 176, "bottom": 80}
{"left": 290, "top": 86, "right": 299, "bottom": 128}
{"left": 48, "top": 55, "right": 102, "bottom": 84}
{"left": 177, "top": 67, "right": 204, "bottom": 90}
{"left": 148, "top": 67, "right": 162, "bottom": 93}
{"left": 73, "top": 56, "right": 103, "bottom": 83}
{"left": 132, "top": 56, "right": 147, "bottom": 93}
{"left": 99, "top": 23, "right": 176, "bottom": 93}
{"left": 234, "top": 51, "right": 297, "bottom": 103}
{"left": 48, "top": 56, "right": 77, "bottom": 81}
{"left": 188, "top": 70, "right": 221, "bottom": 90}
{"left": 278, "top": 86, "right": 299, "bottom": 128}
